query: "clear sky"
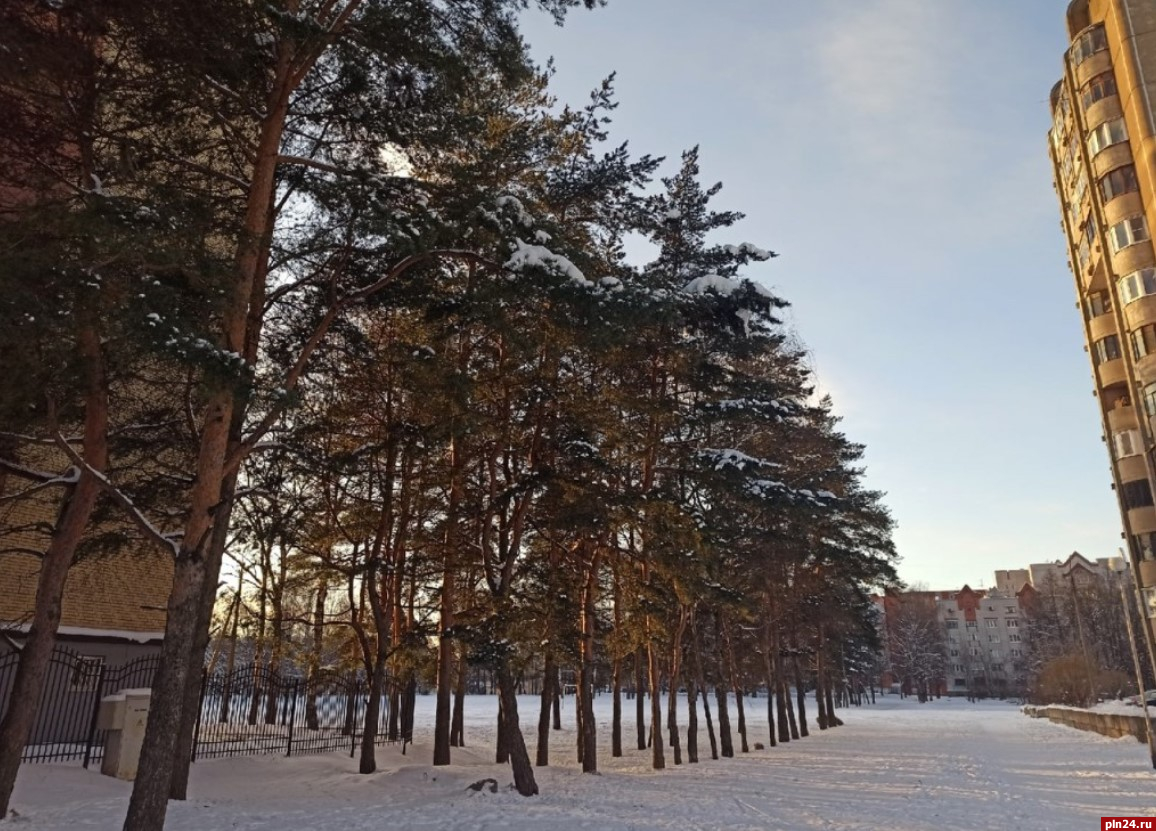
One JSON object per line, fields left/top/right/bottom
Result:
{"left": 521, "top": 0, "right": 1122, "bottom": 589}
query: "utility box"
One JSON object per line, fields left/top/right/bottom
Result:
{"left": 97, "top": 688, "right": 151, "bottom": 780}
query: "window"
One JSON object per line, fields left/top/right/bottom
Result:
{"left": 1134, "top": 532, "right": 1156, "bottom": 561}
{"left": 1007, "top": 618, "right": 1019, "bottom": 628}
{"left": 1088, "top": 118, "right": 1129, "bottom": 155}
{"left": 945, "top": 620, "right": 958, "bottom": 630}
{"left": 1119, "top": 268, "right": 1156, "bottom": 304}
{"left": 1142, "top": 588, "right": 1156, "bottom": 619}
{"left": 70, "top": 655, "right": 104, "bottom": 692}
{"left": 1082, "top": 72, "right": 1118, "bottom": 109}
{"left": 1006, "top": 606, "right": 1016, "bottom": 615}
{"left": 1101, "top": 166, "right": 1140, "bottom": 202}
{"left": 1115, "top": 429, "right": 1142, "bottom": 459}
{"left": 955, "top": 678, "right": 967, "bottom": 687}
{"left": 1110, "top": 215, "right": 1150, "bottom": 253}
{"left": 988, "top": 634, "right": 1001, "bottom": 643}
{"left": 970, "top": 633, "right": 979, "bottom": 642}
{"left": 950, "top": 648, "right": 959, "bottom": 657}
{"left": 953, "top": 665, "right": 965, "bottom": 674}
{"left": 1009, "top": 633, "right": 1022, "bottom": 643}
{"left": 965, "top": 620, "right": 977, "bottom": 629}
{"left": 1011, "top": 649, "right": 1023, "bottom": 658}
{"left": 1069, "top": 172, "right": 1090, "bottom": 228}
{"left": 1132, "top": 325, "right": 1156, "bottom": 361}
{"left": 1071, "top": 25, "right": 1108, "bottom": 66}
{"left": 992, "top": 663, "right": 1005, "bottom": 672}
{"left": 971, "top": 647, "right": 981, "bottom": 656}
{"left": 986, "top": 618, "right": 997, "bottom": 628}
{"left": 1093, "top": 335, "right": 1122, "bottom": 365}
{"left": 990, "top": 650, "right": 1001, "bottom": 660}
{"left": 1086, "top": 290, "right": 1112, "bottom": 319}
{"left": 1122, "top": 478, "right": 1155, "bottom": 509}
{"left": 1077, "top": 238, "right": 1091, "bottom": 270}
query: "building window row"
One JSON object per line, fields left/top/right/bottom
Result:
{"left": 1071, "top": 25, "right": 1108, "bottom": 67}
{"left": 1115, "top": 429, "right": 1142, "bottom": 459}
{"left": 1101, "top": 165, "right": 1140, "bottom": 203}
{"left": 1119, "top": 267, "right": 1156, "bottom": 304}
{"left": 1110, "top": 215, "right": 1150, "bottom": 253}
{"left": 1121, "top": 478, "right": 1155, "bottom": 510}
{"left": 1086, "top": 290, "right": 1112, "bottom": 319}
{"left": 1144, "top": 382, "right": 1156, "bottom": 417}
{"left": 1134, "top": 532, "right": 1156, "bottom": 561}
{"left": 1088, "top": 118, "right": 1128, "bottom": 156}
{"left": 1093, "top": 334, "right": 1121, "bottom": 365}
{"left": 1131, "top": 324, "right": 1156, "bottom": 361}
{"left": 1081, "top": 71, "right": 1118, "bottom": 110}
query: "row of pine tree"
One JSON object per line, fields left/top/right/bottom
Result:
{"left": 0, "top": 0, "right": 897, "bottom": 826}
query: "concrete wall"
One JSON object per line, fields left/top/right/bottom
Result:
{"left": 1023, "top": 704, "right": 1152, "bottom": 742}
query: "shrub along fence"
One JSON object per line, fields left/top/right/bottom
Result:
{"left": 0, "top": 646, "right": 392, "bottom": 767}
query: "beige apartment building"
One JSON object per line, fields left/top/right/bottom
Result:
{"left": 1048, "top": 1, "right": 1156, "bottom": 645}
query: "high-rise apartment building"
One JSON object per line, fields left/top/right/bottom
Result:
{"left": 1048, "top": 0, "right": 1156, "bottom": 651}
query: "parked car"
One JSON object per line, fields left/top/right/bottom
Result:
{"left": 1125, "top": 690, "right": 1156, "bottom": 707}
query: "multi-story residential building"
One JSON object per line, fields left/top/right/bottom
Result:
{"left": 875, "top": 582, "right": 1035, "bottom": 698}
{"left": 937, "top": 586, "right": 1032, "bottom": 699}
{"left": 1047, "top": 1, "right": 1156, "bottom": 657}
{"left": 995, "top": 551, "right": 1128, "bottom": 594}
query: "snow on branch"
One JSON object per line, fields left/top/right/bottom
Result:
{"left": 505, "top": 239, "right": 592, "bottom": 288}
{"left": 51, "top": 433, "right": 182, "bottom": 557}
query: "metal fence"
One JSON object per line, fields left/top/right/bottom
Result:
{"left": 0, "top": 647, "right": 392, "bottom": 767}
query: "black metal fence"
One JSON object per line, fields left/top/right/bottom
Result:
{"left": 0, "top": 647, "right": 161, "bottom": 767}
{"left": 0, "top": 647, "right": 391, "bottom": 767}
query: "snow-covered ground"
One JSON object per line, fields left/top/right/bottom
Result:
{"left": 10, "top": 693, "right": 1156, "bottom": 830}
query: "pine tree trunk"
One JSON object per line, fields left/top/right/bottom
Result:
{"left": 824, "top": 675, "right": 840, "bottom": 727}
{"left": 358, "top": 650, "right": 388, "bottom": 773}
{"left": 715, "top": 684, "right": 733, "bottom": 757}
{"left": 496, "top": 664, "right": 538, "bottom": 796}
{"left": 776, "top": 676, "right": 791, "bottom": 744}
{"left": 784, "top": 680, "right": 799, "bottom": 740}
{"left": 551, "top": 665, "right": 562, "bottom": 730}
{"left": 0, "top": 495, "right": 93, "bottom": 803}
{"left": 685, "top": 677, "right": 698, "bottom": 763}
{"left": 667, "top": 608, "right": 687, "bottom": 765}
{"left": 690, "top": 618, "right": 717, "bottom": 760}
{"left": 792, "top": 649, "right": 809, "bottom": 738}
{"left": 722, "top": 613, "right": 748, "bottom": 752}
{"left": 496, "top": 693, "right": 509, "bottom": 765}
{"left": 401, "top": 676, "right": 416, "bottom": 743}
{"left": 647, "top": 640, "right": 665, "bottom": 770}
{"left": 818, "top": 674, "right": 827, "bottom": 730}
{"left": 578, "top": 549, "right": 600, "bottom": 773}
{"left": 635, "top": 647, "right": 646, "bottom": 751}
{"left": 611, "top": 655, "right": 622, "bottom": 757}
{"left": 450, "top": 647, "right": 465, "bottom": 748}
{"left": 172, "top": 457, "right": 241, "bottom": 799}
{"left": 306, "top": 581, "right": 326, "bottom": 731}
{"left": 536, "top": 652, "right": 554, "bottom": 766}
{"left": 433, "top": 561, "right": 454, "bottom": 766}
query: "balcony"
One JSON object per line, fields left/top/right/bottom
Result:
{"left": 1107, "top": 402, "right": 1139, "bottom": 433}
{"left": 1098, "top": 357, "right": 1128, "bottom": 387}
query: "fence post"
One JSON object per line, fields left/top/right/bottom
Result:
{"left": 81, "top": 664, "right": 107, "bottom": 769}
{"left": 286, "top": 679, "right": 299, "bottom": 757}
{"left": 191, "top": 667, "right": 207, "bottom": 764}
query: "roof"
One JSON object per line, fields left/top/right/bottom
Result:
{"left": 0, "top": 446, "right": 173, "bottom": 638}
{"left": 0, "top": 549, "right": 171, "bottom": 636}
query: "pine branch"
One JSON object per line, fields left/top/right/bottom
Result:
{"left": 51, "top": 431, "right": 182, "bottom": 557}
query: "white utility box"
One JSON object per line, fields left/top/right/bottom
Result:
{"left": 97, "top": 688, "right": 151, "bottom": 780}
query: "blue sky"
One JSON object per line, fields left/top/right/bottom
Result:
{"left": 521, "top": 0, "right": 1121, "bottom": 589}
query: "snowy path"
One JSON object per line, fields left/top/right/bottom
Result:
{"left": 10, "top": 694, "right": 1156, "bottom": 830}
